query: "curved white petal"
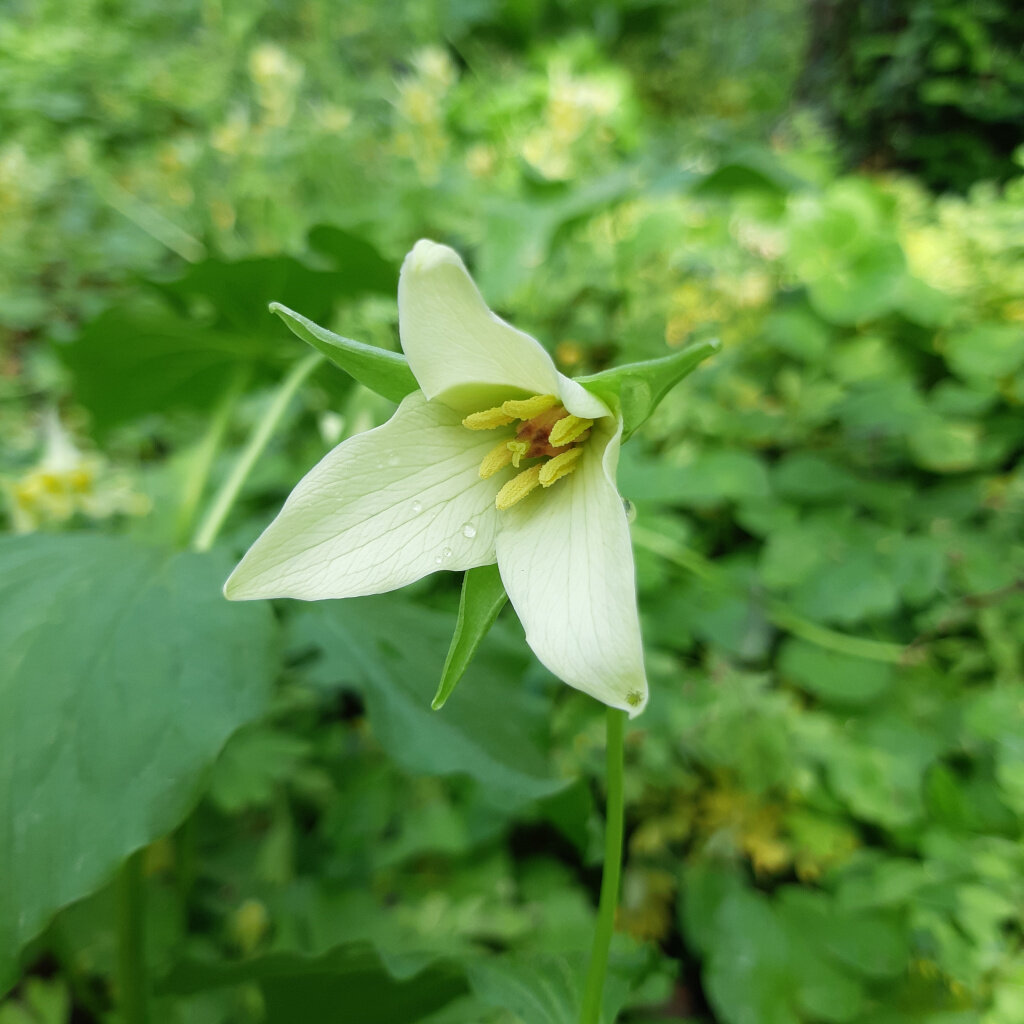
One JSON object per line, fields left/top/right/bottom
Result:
{"left": 398, "top": 240, "right": 560, "bottom": 403}
{"left": 557, "top": 372, "right": 612, "bottom": 421}
{"left": 225, "top": 392, "right": 500, "bottom": 601}
{"left": 494, "top": 418, "right": 648, "bottom": 716}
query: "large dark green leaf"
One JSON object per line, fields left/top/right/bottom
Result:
{"left": 164, "top": 943, "right": 464, "bottom": 1024}
{"left": 0, "top": 534, "right": 277, "bottom": 992}
{"left": 57, "top": 303, "right": 274, "bottom": 430}
{"left": 156, "top": 256, "right": 346, "bottom": 334}
{"left": 291, "top": 595, "right": 562, "bottom": 804}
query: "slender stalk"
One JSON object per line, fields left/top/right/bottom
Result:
{"left": 579, "top": 708, "right": 627, "bottom": 1024}
{"left": 174, "top": 366, "right": 251, "bottom": 547}
{"left": 116, "top": 851, "right": 148, "bottom": 1024}
{"left": 192, "top": 353, "right": 322, "bottom": 552}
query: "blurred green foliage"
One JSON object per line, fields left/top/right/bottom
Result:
{"left": 802, "top": 0, "right": 1024, "bottom": 190}
{"left": 2, "top": 0, "right": 1024, "bottom": 1022}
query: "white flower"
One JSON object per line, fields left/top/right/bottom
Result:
{"left": 225, "top": 240, "right": 648, "bottom": 715}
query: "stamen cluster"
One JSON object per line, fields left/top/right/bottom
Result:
{"left": 462, "top": 393, "right": 594, "bottom": 510}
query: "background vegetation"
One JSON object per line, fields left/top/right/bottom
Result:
{"left": 2, "top": 0, "right": 1023, "bottom": 1021}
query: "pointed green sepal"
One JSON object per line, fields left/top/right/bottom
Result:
{"left": 577, "top": 337, "right": 721, "bottom": 440}
{"left": 270, "top": 302, "right": 419, "bottom": 403}
{"left": 432, "top": 563, "right": 508, "bottom": 710}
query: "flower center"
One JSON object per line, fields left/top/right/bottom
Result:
{"left": 462, "top": 393, "right": 594, "bottom": 510}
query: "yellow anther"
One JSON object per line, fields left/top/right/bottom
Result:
{"left": 538, "top": 447, "right": 583, "bottom": 487}
{"left": 501, "top": 394, "right": 558, "bottom": 420}
{"left": 462, "top": 406, "right": 515, "bottom": 430}
{"left": 495, "top": 465, "right": 543, "bottom": 510}
{"left": 478, "top": 441, "right": 514, "bottom": 479}
{"left": 506, "top": 440, "right": 529, "bottom": 468}
{"left": 549, "top": 415, "right": 593, "bottom": 447}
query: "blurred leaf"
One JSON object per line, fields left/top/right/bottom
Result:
{"left": 943, "top": 323, "right": 1024, "bottom": 380}
{"left": 57, "top": 303, "right": 275, "bottom": 431}
{"left": 207, "top": 726, "right": 312, "bottom": 813}
{"left": 687, "top": 879, "right": 874, "bottom": 1024}
{"left": 771, "top": 454, "right": 859, "bottom": 504}
{"left": 0, "top": 535, "right": 276, "bottom": 993}
{"left": 477, "top": 171, "right": 638, "bottom": 303}
{"left": 778, "top": 640, "right": 894, "bottom": 706}
{"left": 164, "top": 943, "right": 464, "bottom": 1024}
{"left": 291, "top": 595, "right": 563, "bottom": 804}
{"left": 908, "top": 417, "right": 982, "bottom": 472}
{"left": 466, "top": 954, "right": 578, "bottom": 1024}
{"left": 157, "top": 256, "right": 346, "bottom": 334}
{"left": 760, "top": 307, "right": 831, "bottom": 364}
{"left": 270, "top": 303, "right": 418, "bottom": 403}
{"left": 619, "top": 449, "right": 771, "bottom": 507}
{"left": 466, "top": 951, "right": 639, "bottom": 1024}
{"left": 806, "top": 242, "right": 907, "bottom": 325}
{"left": 433, "top": 564, "right": 508, "bottom": 710}
{"left": 306, "top": 226, "right": 397, "bottom": 294}
{"left": 791, "top": 549, "right": 900, "bottom": 626}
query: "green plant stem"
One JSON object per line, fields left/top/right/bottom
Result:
{"left": 192, "top": 353, "right": 322, "bottom": 552}
{"left": 579, "top": 708, "right": 627, "bottom": 1024}
{"left": 174, "top": 365, "right": 251, "bottom": 547}
{"left": 116, "top": 851, "right": 148, "bottom": 1024}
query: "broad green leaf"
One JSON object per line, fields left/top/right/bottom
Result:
{"left": 306, "top": 225, "right": 397, "bottom": 294}
{"left": 270, "top": 302, "right": 418, "bottom": 403}
{"left": 433, "top": 564, "right": 508, "bottom": 710}
{"left": 806, "top": 242, "right": 906, "bottom": 325}
{"left": 466, "top": 954, "right": 578, "bottom": 1024}
{"left": 0, "top": 535, "right": 276, "bottom": 993}
{"left": 290, "top": 596, "right": 562, "bottom": 804}
{"left": 466, "top": 952, "right": 638, "bottom": 1024}
{"left": 619, "top": 447, "right": 771, "bottom": 507}
{"left": 944, "top": 323, "right": 1024, "bottom": 380}
{"left": 791, "top": 550, "right": 900, "bottom": 626}
{"left": 206, "top": 726, "right": 312, "bottom": 813}
{"left": 57, "top": 302, "right": 277, "bottom": 431}
{"left": 156, "top": 256, "right": 348, "bottom": 334}
{"left": 778, "top": 640, "right": 893, "bottom": 706}
{"left": 908, "top": 416, "right": 982, "bottom": 472}
{"left": 163, "top": 943, "right": 465, "bottom": 1024}
{"left": 694, "top": 884, "right": 868, "bottom": 1024}
{"left": 577, "top": 337, "right": 721, "bottom": 440}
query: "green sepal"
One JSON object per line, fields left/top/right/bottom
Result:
{"left": 577, "top": 336, "right": 721, "bottom": 440}
{"left": 432, "top": 563, "right": 508, "bottom": 710}
{"left": 270, "top": 302, "right": 418, "bottom": 403}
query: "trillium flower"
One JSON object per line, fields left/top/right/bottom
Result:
{"left": 225, "top": 240, "right": 717, "bottom": 716}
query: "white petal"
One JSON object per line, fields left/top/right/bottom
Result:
{"left": 557, "top": 373, "right": 612, "bottom": 421}
{"left": 494, "top": 418, "right": 648, "bottom": 716}
{"left": 225, "top": 392, "right": 501, "bottom": 600}
{"left": 398, "top": 240, "right": 561, "bottom": 404}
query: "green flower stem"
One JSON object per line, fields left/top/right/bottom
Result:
{"left": 175, "top": 366, "right": 251, "bottom": 547}
{"left": 631, "top": 525, "right": 907, "bottom": 664}
{"left": 192, "top": 353, "right": 322, "bottom": 553}
{"left": 579, "top": 708, "right": 627, "bottom": 1024}
{"left": 116, "top": 850, "right": 148, "bottom": 1024}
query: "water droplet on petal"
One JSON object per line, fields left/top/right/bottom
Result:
{"left": 461, "top": 522, "right": 477, "bottom": 539}
{"left": 434, "top": 555, "right": 443, "bottom": 565}
{"left": 442, "top": 547, "right": 453, "bottom": 559}
{"left": 412, "top": 501, "right": 423, "bottom": 514}
{"left": 622, "top": 498, "right": 637, "bottom": 523}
